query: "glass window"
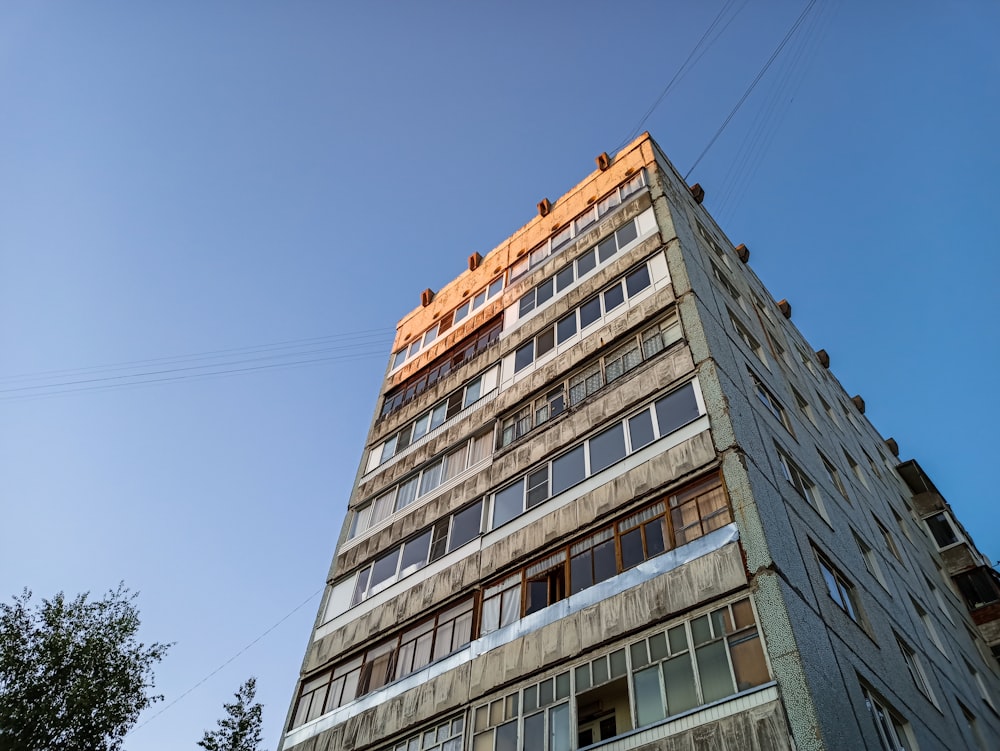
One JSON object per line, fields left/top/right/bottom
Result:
{"left": 536, "top": 326, "right": 556, "bottom": 358}
{"left": 527, "top": 468, "right": 550, "bottom": 508}
{"left": 536, "top": 278, "right": 554, "bottom": 307}
{"left": 399, "top": 530, "right": 431, "bottom": 577}
{"left": 628, "top": 410, "right": 655, "bottom": 450}
{"left": 556, "top": 312, "right": 577, "bottom": 344}
{"left": 450, "top": 501, "right": 483, "bottom": 550}
{"left": 493, "top": 480, "right": 524, "bottom": 528}
{"left": 579, "top": 296, "right": 602, "bottom": 329}
{"left": 602, "top": 283, "right": 625, "bottom": 312}
{"left": 488, "top": 276, "right": 504, "bottom": 298}
{"left": 615, "top": 219, "right": 638, "bottom": 247}
{"left": 555, "top": 265, "right": 575, "bottom": 292}
{"left": 634, "top": 667, "right": 665, "bottom": 726}
{"left": 368, "top": 549, "right": 401, "bottom": 592}
{"left": 519, "top": 294, "right": 536, "bottom": 318}
{"left": 551, "top": 445, "right": 586, "bottom": 495}
{"left": 925, "top": 512, "right": 959, "bottom": 548}
{"left": 588, "top": 423, "right": 626, "bottom": 473}
{"left": 514, "top": 341, "right": 534, "bottom": 373}
{"left": 597, "top": 235, "right": 617, "bottom": 263}
{"left": 625, "top": 266, "right": 651, "bottom": 296}
{"left": 654, "top": 383, "right": 699, "bottom": 435}
{"left": 577, "top": 248, "right": 597, "bottom": 276}
{"left": 419, "top": 460, "right": 443, "bottom": 495}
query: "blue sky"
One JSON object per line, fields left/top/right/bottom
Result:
{"left": 1, "top": 2, "right": 998, "bottom": 749}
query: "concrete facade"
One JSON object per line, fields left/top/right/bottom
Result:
{"left": 280, "top": 134, "right": 1000, "bottom": 751}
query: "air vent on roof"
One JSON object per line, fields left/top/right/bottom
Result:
{"left": 537, "top": 198, "right": 552, "bottom": 217}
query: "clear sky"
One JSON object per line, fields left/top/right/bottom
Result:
{"left": 2, "top": 2, "right": 998, "bottom": 749}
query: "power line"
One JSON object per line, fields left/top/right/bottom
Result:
{"left": 684, "top": 0, "right": 819, "bottom": 181}
{"left": 126, "top": 587, "right": 324, "bottom": 737}
{"left": 614, "top": 0, "right": 744, "bottom": 153}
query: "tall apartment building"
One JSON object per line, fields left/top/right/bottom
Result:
{"left": 280, "top": 134, "right": 1000, "bottom": 751}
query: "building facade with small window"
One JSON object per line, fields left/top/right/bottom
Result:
{"left": 280, "top": 134, "right": 999, "bottom": 751}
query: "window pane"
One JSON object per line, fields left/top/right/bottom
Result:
{"left": 593, "top": 539, "right": 618, "bottom": 584}
{"left": 450, "top": 501, "right": 483, "bottom": 550}
{"left": 620, "top": 528, "right": 644, "bottom": 570}
{"left": 537, "top": 326, "right": 555, "bottom": 358}
{"left": 603, "top": 283, "right": 625, "bottom": 312}
{"left": 420, "top": 461, "right": 443, "bottom": 495}
{"left": 549, "top": 703, "right": 571, "bottom": 751}
{"left": 399, "top": 530, "right": 431, "bottom": 577}
{"left": 495, "top": 720, "right": 517, "bottom": 751}
{"left": 523, "top": 712, "right": 544, "bottom": 747}
{"left": 579, "top": 296, "right": 602, "bottom": 329}
{"left": 556, "top": 312, "right": 577, "bottom": 344}
{"left": 369, "top": 549, "right": 401, "bottom": 591}
{"left": 616, "top": 220, "right": 638, "bottom": 247}
{"left": 663, "top": 654, "right": 698, "bottom": 715}
{"left": 492, "top": 481, "right": 524, "bottom": 528}
{"left": 644, "top": 519, "right": 666, "bottom": 557}
{"left": 395, "top": 476, "right": 418, "bottom": 511}
{"left": 526, "top": 467, "right": 549, "bottom": 508}
{"left": 654, "top": 383, "right": 699, "bottom": 436}
{"left": 464, "top": 378, "right": 482, "bottom": 407}
{"left": 519, "top": 294, "right": 536, "bottom": 318}
{"left": 571, "top": 552, "right": 593, "bottom": 595}
{"left": 597, "top": 235, "right": 617, "bottom": 262}
{"left": 628, "top": 410, "right": 655, "bottom": 450}
{"left": 696, "top": 641, "right": 736, "bottom": 702}
{"left": 730, "top": 631, "right": 769, "bottom": 690}
{"left": 589, "top": 423, "right": 626, "bottom": 473}
{"left": 551, "top": 445, "right": 586, "bottom": 495}
{"left": 537, "top": 278, "right": 554, "bottom": 306}
{"left": 514, "top": 341, "right": 534, "bottom": 372}
{"left": 634, "top": 667, "right": 666, "bottom": 726}
{"left": 625, "top": 266, "right": 651, "bottom": 296}
{"left": 926, "top": 512, "right": 958, "bottom": 547}
{"left": 555, "top": 265, "right": 575, "bottom": 292}
{"left": 577, "top": 248, "right": 597, "bottom": 276}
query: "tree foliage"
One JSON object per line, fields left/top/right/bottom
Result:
{"left": 198, "top": 677, "right": 264, "bottom": 751}
{"left": 0, "top": 583, "right": 169, "bottom": 751}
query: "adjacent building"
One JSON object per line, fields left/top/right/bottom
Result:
{"left": 280, "top": 134, "right": 1000, "bottom": 751}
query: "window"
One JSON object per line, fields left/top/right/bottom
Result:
{"left": 874, "top": 517, "right": 904, "bottom": 564}
{"left": 292, "top": 600, "right": 475, "bottom": 728}
{"left": 891, "top": 509, "right": 912, "bottom": 543}
{"left": 925, "top": 577, "right": 955, "bottom": 626}
{"left": 382, "top": 715, "right": 465, "bottom": 751}
{"left": 817, "top": 551, "right": 861, "bottom": 623}
{"left": 819, "top": 452, "right": 849, "bottom": 501}
{"left": 695, "top": 220, "right": 731, "bottom": 269}
{"left": 863, "top": 449, "right": 882, "bottom": 479}
{"left": 861, "top": 685, "right": 915, "bottom": 751}
{"left": 730, "top": 312, "right": 764, "bottom": 362}
{"left": 818, "top": 393, "right": 838, "bottom": 425}
{"left": 710, "top": 261, "right": 743, "bottom": 307}
{"left": 923, "top": 511, "right": 960, "bottom": 549}
{"left": 370, "top": 368, "right": 498, "bottom": 470}
{"left": 491, "top": 381, "right": 704, "bottom": 528}
{"left": 518, "top": 215, "right": 647, "bottom": 317}
{"left": 504, "top": 314, "right": 680, "bottom": 445}
{"left": 513, "top": 259, "right": 658, "bottom": 374}
{"left": 350, "top": 500, "right": 484, "bottom": 604}
{"left": 353, "top": 433, "right": 491, "bottom": 538}
{"left": 510, "top": 171, "right": 648, "bottom": 282}
{"left": 381, "top": 318, "right": 503, "bottom": 419}
{"left": 897, "top": 635, "right": 937, "bottom": 705}
{"left": 844, "top": 450, "right": 869, "bottom": 489}
{"left": 911, "top": 598, "right": 945, "bottom": 654}
{"left": 966, "top": 658, "right": 996, "bottom": 711}
{"left": 954, "top": 567, "right": 1000, "bottom": 610}
{"left": 749, "top": 369, "right": 793, "bottom": 433}
{"left": 473, "top": 596, "right": 768, "bottom": 751}
{"left": 854, "top": 533, "right": 887, "bottom": 589}
{"left": 797, "top": 346, "right": 817, "bottom": 377}
{"left": 959, "top": 701, "right": 987, "bottom": 751}
{"left": 792, "top": 387, "right": 816, "bottom": 425}
{"left": 484, "top": 474, "right": 730, "bottom": 633}
{"left": 390, "top": 276, "right": 505, "bottom": 371}
{"left": 777, "top": 448, "right": 824, "bottom": 516}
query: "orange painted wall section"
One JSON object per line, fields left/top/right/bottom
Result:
{"left": 388, "top": 133, "right": 659, "bottom": 377}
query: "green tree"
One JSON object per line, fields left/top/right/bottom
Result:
{"left": 0, "top": 583, "right": 169, "bottom": 751}
{"left": 198, "top": 678, "right": 264, "bottom": 751}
